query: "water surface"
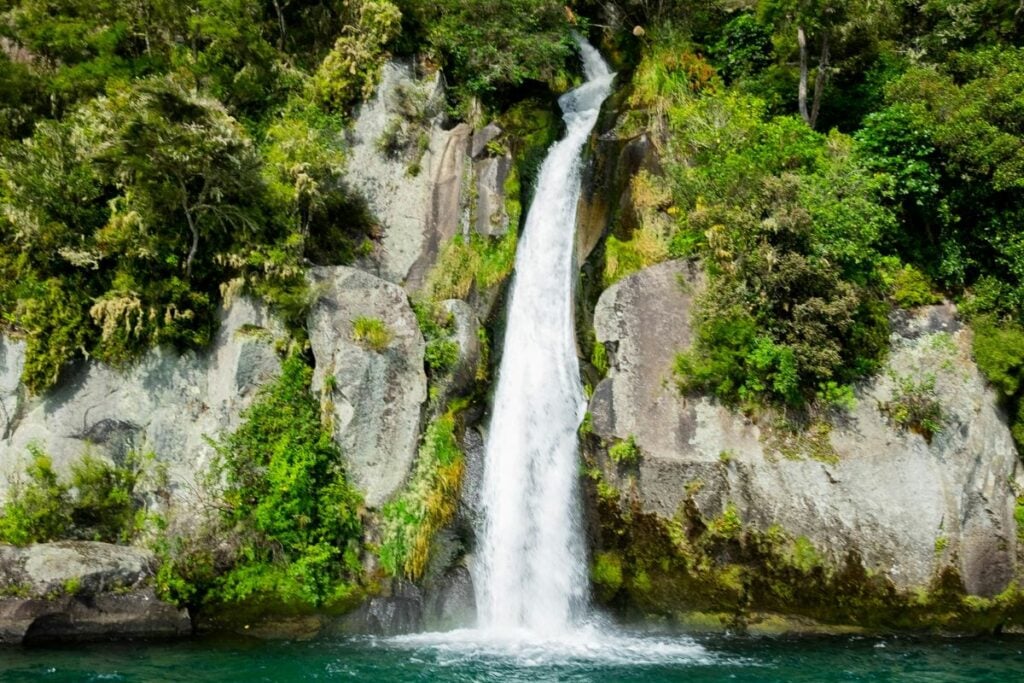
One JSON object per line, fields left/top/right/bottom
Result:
{"left": 2, "top": 633, "right": 1022, "bottom": 682}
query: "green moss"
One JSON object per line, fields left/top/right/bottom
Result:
{"left": 935, "top": 536, "right": 949, "bottom": 555}
{"left": 589, "top": 480, "right": 1024, "bottom": 633}
{"left": 592, "top": 551, "right": 624, "bottom": 601}
{"left": 591, "top": 341, "right": 609, "bottom": 376}
{"left": 1015, "top": 498, "right": 1024, "bottom": 542}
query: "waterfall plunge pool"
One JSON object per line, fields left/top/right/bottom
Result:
{"left": 2, "top": 633, "right": 1022, "bottom": 681}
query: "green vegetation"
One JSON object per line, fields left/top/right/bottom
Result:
{"left": 158, "top": 355, "right": 363, "bottom": 610}
{"left": 0, "top": 448, "right": 146, "bottom": 546}
{"left": 352, "top": 316, "right": 393, "bottom": 352}
{"left": 0, "top": 0, "right": 578, "bottom": 394}
{"left": 608, "top": 435, "right": 641, "bottom": 466}
{"left": 425, "top": 231, "right": 518, "bottom": 301}
{"left": 591, "top": 551, "right": 624, "bottom": 601}
{"left": 399, "top": 0, "right": 576, "bottom": 107}
{"left": 379, "top": 410, "right": 465, "bottom": 580}
{"left": 602, "top": 5, "right": 1023, "bottom": 433}
{"left": 882, "top": 372, "right": 945, "bottom": 443}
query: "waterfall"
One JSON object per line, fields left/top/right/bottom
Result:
{"left": 474, "top": 38, "right": 615, "bottom": 636}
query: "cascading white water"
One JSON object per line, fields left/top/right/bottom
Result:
{"left": 390, "top": 40, "right": 708, "bottom": 663}
{"left": 474, "top": 38, "right": 615, "bottom": 637}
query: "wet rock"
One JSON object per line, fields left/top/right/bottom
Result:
{"left": 576, "top": 132, "right": 657, "bottom": 263}
{"left": 423, "top": 564, "right": 476, "bottom": 630}
{"left": 329, "top": 583, "right": 424, "bottom": 636}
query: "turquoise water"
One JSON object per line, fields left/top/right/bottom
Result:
{"left": 2, "top": 632, "right": 1023, "bottom": 682}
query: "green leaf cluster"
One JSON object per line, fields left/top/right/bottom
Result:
{"left": 0, "top": 447, "right": 145, "bottom": 546}
{"left": 199, "top": 355, "right": 364, "bottom": 608}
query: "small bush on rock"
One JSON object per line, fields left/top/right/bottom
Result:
{"left": 352, "top": 316, "right": 392, "bottom": 352}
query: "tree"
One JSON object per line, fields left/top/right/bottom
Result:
{"left": 84, "top": 74, "right": 265, "bottom": 280}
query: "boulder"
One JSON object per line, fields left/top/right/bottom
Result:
{"left": 590, "top": 260, "right": 1020, "bottom": 597}
{"left": 0, "top": 298, "right": 288, "bottom": 520}
{"left": 308, "top": 267, "right": 427, "bottom": 508}
{"left": 0, "top": 541, "right": 190, "bottom": 644}
{"left": 576, "top": 131, "right": 657, "bottom": 263}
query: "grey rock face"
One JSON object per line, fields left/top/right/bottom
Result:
{"left": 345, "top": 61, "right": 451, "bottom": 286}
{"left": 473, "top": 155, "right": 512, "bottom": 237}
{"left": 308, "top": 267, "right": 427, "bottom": 508}
{"left": 470, "top": 123, "right": 503, "bottom": 159}
{"left": 591, "top": 260, "right": 1020, "bottom": 596}
{"left": 0, "top": 337, "right": 24, "bottom": 441}
{"left": 0, "top": 541, "right": 190, "bottom": 644}
{"left": 0, "top": 298, "right": 287, "bottom": 517}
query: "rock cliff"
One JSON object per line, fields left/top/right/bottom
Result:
{"left": 587, "top": 259, "right": 1023, "bottom": 629}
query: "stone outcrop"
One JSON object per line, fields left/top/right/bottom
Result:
{"left": 0, "top": 542, "right": 190, "bottom": 644}
{"left": 344, "top": 60, "right": 452, "bottom": 286}
{"left": 345, "top": 62, "right": 517, "bottom": 292}
{"left": 308, "top": 266, "right": 427, "bottom": 508}
{"left": 590, "top": 260, "right": 1020, "bottom": 600}
{"left": 0, "top": 298, "right": 288, "bottom": 517}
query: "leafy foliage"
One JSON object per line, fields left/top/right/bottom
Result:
{"left": 399, "top": 0, "right": 575, "bottom": 106}
{"left": 608, "top": 435, "right": 641, "bottom": 465}
{"left": 0, "top": 447, "right": 145, "bottom": 545}
{"left": 313, "top": 0, "right": 402, "bottom": 112}
{"left": 201, "top": 355, "right": 364, "bottom": 608}
{"left": 379, "top": 411, "right": 464, "bottom": 580}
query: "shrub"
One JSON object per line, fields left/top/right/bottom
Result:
{"left": 312, "top": 0, "right": 402, "bottom": 112}
{"left": 888, "top": 263, "right": 942, "bottom": 309}
{"left": 201, "top": 355, "right": 364, "bottom": 608}
{"left": 0, "top": 448, "right": 71, "bottom": 546}
{"left": 69, "top": 454, "right": 143, "bottom": 543}
{"left": 882, "top": 372, "right": 944, "bottom": 442}
{"left": 352, "top": 316, "right": 392, "bottom": 352}
{"left": 425, "top": 339, "right": 460, "bottom": 373}
{"left": 608, "top": 435, "right": 641, "bottom": 465}
{"left": 0, "top": 448, "right": 145, "bottom": 545}
{"left": 379, "top": 411, "right": 464, "bottom": 579}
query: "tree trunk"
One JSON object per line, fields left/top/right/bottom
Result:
{"left": 272, "top": 0, "right": 287, "bottom": 51}
{"left": 809, "top": 33, "right": 830, "bottom": 129}
{"left": 797, "top": 26, "right": 810, "bottom": 125}
{"left": 182, "top": 199, "right": 199, "bottom": 280}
